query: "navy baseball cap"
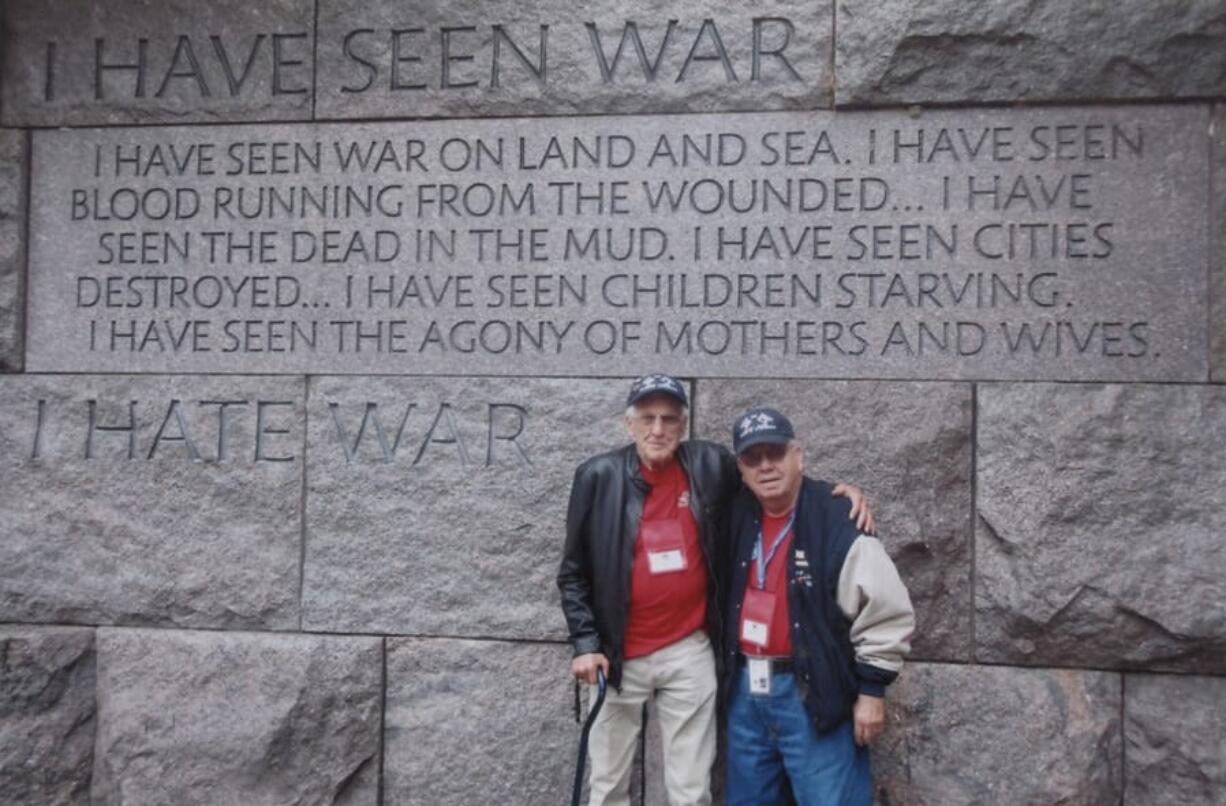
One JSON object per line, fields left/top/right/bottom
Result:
{"left": 626, "top": 373, "right": 688, "bottom": 407}
{"left": 732, "top": 407, "right": 795, "bottom": 455}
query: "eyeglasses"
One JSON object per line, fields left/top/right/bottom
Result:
{"left": 632, "top": 413, "right": 684, "bottom": 430}
{"left": 737, "top": 443, "right": 790, "bottom": 467}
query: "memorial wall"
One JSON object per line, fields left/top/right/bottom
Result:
{"left": 0, "top": 1, "right": 1223, "bottom": 804}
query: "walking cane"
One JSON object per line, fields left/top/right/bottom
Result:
{"left": 570, "top": 667, "right": 607, "bottom": 806}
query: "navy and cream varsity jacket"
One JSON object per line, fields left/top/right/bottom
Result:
{"left": 722, "top": 476, "right": 915, "bottom": 733}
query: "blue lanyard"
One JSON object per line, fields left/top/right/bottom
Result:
{"left": 752, "top": 512, "right": 796, "bottom": 590}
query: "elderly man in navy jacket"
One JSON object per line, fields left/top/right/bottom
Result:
{"left": 722, "top": 406, "right": 914, "bottom": 805}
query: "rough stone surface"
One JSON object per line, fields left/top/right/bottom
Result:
{"left": 695, "top": 380, "right": 973, "bottom": 661}
{"left": 0, "top": 375, "right": 304, "bottom": 630}
{"left": 836, "top": 0, "right": 1226, "bottom": 106}
{"left": 1125, "top": 673, "right": 1226, "bottom": 805}
{"left": 303, "top": 376, "right": 628, "bottom": 638}
{"left": 0, "top": 130, "right": 26, "bottom": 372}
{"left": 1213, "top": 103, "right": 1225, "bottom": 383}
{"left": 384, "top": 637, "right": 576, "bottom": 805}
{"left": 0, "top": 626, "right": 95, "bottom": 806}
{"left": 875, "top": 662, "right": 1122, "bottom": 805}
{"left": 91, "top": 628, "right": 381, "bottom": 806}
{"left": 27, "top": 106, "right": 1209, "bottom": 382}
{"left": 315, "top": 0, "right": 830, "bottom": 119}
{"left": 977, "top": 384, "right": 1226, "bottom": 673}
{"left": 0, "top": 0, "right": 314, "bottom": 126}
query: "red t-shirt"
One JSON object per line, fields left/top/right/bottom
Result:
{"left": 623, "top": 459, "right": 708, "bottom": 660}
{"left": 739, "top": 509, "right": 795, "bottom": 657}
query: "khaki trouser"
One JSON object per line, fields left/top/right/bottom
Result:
{"left": 588, "top": 630, "right": 718, "bottom": 806}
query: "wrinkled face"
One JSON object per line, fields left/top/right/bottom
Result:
{"left": 737, "top": 441, "right": 805, "bottom": 510}
{"left": 625, "top": 394, "right": 686, "bottom": 469}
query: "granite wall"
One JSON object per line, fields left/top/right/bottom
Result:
{"left": 1, "top": 1, "right": 1223, "bottom": 804}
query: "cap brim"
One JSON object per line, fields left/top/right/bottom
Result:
{"left": 628, "top": 388, "right": 688, "bottom": 407}
{"left": 735, "top": 432, "right": 793, "bottom": 455}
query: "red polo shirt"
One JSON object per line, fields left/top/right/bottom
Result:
{"left": 623, "top": 459, "right": 708, "bottom": 659}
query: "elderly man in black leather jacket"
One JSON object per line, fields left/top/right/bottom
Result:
{"left": 558, "top": 374, "right": 872, "bottom": 806}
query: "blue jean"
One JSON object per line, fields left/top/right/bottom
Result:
{"left": 725, "top": 666, "right": 870, "bottom": 806}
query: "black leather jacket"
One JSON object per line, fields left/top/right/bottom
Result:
{"left": 557, "top": 440, "right": 741, "bottom": 688}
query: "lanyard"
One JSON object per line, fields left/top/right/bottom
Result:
{"left": 752, "top": 511, "right": 796, "bottom": 590}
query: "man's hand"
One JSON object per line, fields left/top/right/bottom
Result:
{"left": 570, "top": 652, "right": 610, "bottom": 685}
{"left": 853, "top": 694, "right": 886, "bottom": 746}
{"left": 833, "top": 483, "right": 876, "bottom": 534}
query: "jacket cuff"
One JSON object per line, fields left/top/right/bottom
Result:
{"left": 573, "top": 635, "right": 603, "bottom": 656}
{"left": 858, "top": 680, "right": 887, "bottom": 697}
{"left": 855, "top": 662, "right": 897, "bottom": 697}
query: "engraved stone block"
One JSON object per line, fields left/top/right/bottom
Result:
{"left": 0, "top": 626, "right": 95, "bottom": 806}
{"left": 302, "top": 375, "right": 626, "bottom": 637}
{"left": 384, "top": 637, "right": 576, "bottom": 805}
{"left": 0, "top": 375, "right": 304, "bottom": 629}
{"left": 695, "top": 380, "right": 973, "bottom": 660}
{"left": 0, "top": 130, "right": 27, "bottom": 372}
{"left": 1125, "top": 673, "right": 1226, "bottom": 805}
{"left": 0, "top": 0, "right": 314, "bottom": 126}
{"left": 875, "top": 662, "right": 1122, "bottom": 804}
{"left": 1212, "top": 103, "right": 1225, "bottom": 383}
{"left": 25, "top": 106, "right": 1209, "bottom": 380}
{"left": 977, "top": 383, "right": 1226, "bottom": 672}
{"left": 836, "top": 0, "right": 1226, "bottom": 106}
{"left": 91, "top": 628, "right": 381, "bottom": 806}
{"left": 315, "top": 0, "right": 830, "bottom": 119}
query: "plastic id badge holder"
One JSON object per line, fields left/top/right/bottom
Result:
{"left": 740, "top": 586, "right": 776, "bottom": 648}
{"left": 642, "top": 519, "right": 688, "bottom": 574}
{"left": 748, "top": 657, "right": 771, "bottom": 695}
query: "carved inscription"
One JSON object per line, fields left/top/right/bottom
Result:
{"left": 4, "top": 6, "right": 824, "bottom": 124}
{"left": 332, "top": 17, "right": 803, "bottom": 94}
{"left": 18, "top": 397, "right": 299, "bottom": 463}
{"left": 310, "top": 7, "right": 826, "bottom": 118}
{"left": 42, "top": 33, "right": 311, "bottom": 102}
{"left": 0, "top": 0, "right": 316, "bottom": 125}
{"left": 9, "top": 394, "right": 528, "bottom": 467}
{"left": 27, "top": 107, "right": 1208, "bottom": 379}
{"left": 326, "top": 400, "right": 531, "bottom": 466}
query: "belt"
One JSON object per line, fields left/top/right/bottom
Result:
{"left": 738, "top": 653, "right": 795, "bottom": 674}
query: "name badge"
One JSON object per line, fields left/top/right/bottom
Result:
{"left": 739, "top": 587, "right": 776, "bottom": 648}
{"left": 641, "top": 519, "right": 688, "bottom": 575}
{"left": 748, "top": 657, "right": 771, "bottom": 695}
{"left": 647, "top": 549, "right": 686, "bottom": 574}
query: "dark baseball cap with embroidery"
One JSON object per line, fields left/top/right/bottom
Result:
{"left": 626, "top": 373, "right": 688, "bottom": 407}
{"left": 732, "top": 407, "right": 795, "bottom": 455}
